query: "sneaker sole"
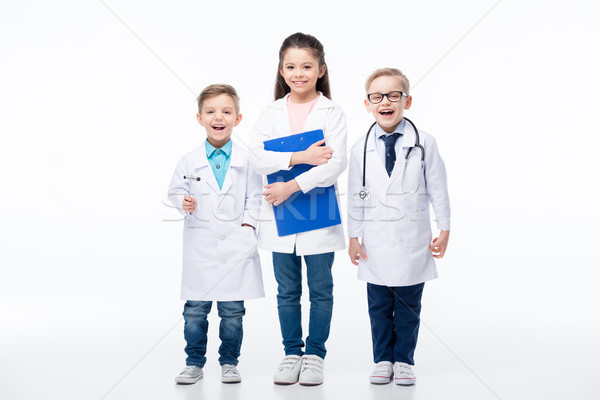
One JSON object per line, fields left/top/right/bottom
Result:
{"left": 299, "top": 380, "right": 323, "bottom": 386}
{"left": 369, "top": 376, "right": 392, "bottom": 384}
{"left": 395, "top": 377, "right": 416, "bottom": 386}
{"left": 222, "top": 378, "right": 242, "bottom": 384}
{"left": 274, "top": 379, "right": 298, "bottom": 385}
{"left": 174, "top": 375, "right": 203, "bottom": 384}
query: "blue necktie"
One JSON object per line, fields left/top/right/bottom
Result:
{"left": 381, "top": 133, "right": 400, "bottom": 176}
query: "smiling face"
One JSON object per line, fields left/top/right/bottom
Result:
{"left": 365, "top": 75, "right": 412, "bottom": 133}
{"left": 279, "top": 47, "right": 326, "bottom": 103}
{"left": 196, "top": 94, "right": 242, "bottom": 148}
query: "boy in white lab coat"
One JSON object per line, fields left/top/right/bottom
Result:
{"left": 168, "top": 84, "right": 264, "bottom": 384}
{"left": 347, "top": 68, "right": 451, "bottom": 386}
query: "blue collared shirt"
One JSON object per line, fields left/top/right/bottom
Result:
{"left": 205, "top": 139, "right": 232, "bottom": 190}
{"left": 373, "top": 119, "right": 405, "bottom": 166}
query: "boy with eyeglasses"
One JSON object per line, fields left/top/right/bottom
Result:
{"left": 346, "top": 68, "right": 451, "bottom": 386}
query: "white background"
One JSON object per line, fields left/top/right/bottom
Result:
{"left": 1, "top": 1, "right": 599, "bottom": 399}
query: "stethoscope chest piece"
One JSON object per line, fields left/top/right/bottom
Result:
{"left": 359, "top": 188, "right": 370, "bottom": 200}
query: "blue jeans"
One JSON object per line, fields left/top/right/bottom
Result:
{"left": 182, "top": 300, "right": 245, "bottom": 367}
{"left": 367, "top": 282, "right": 424, "bottom": 365}
{"left": 272, "top": 250, "right": 334, "bottom": 359}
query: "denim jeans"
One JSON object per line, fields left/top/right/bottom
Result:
{"left": 367, "top": 282, "right": 424, "bottom": 365}
{"left": 272, "top": 250, "right": 334, "bottom": 359}
{"left": 182, "top": 300, "right": 245, "bottom": 367}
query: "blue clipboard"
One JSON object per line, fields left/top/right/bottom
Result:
{"left": 263, "top": 129, "right": 341, "bottom": 237}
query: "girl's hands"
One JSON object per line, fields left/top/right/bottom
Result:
{"left": 263, "top": 180, "right": 300, "bottom": 206}
{"left": 182, "top": 195, "right": 197, "bottom": 213}
{"left": 348, "top": 237, "right": 368, "bottom": 266}
{"left": 290, "top": 139, "right": 333, "bottom": 166}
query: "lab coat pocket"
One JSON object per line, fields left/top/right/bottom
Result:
{"left": 406, "top": 210, "right": 432, "bottom": 248}
{"left": 182, "top": 227, "right": 217, "bottom": 265}
{"left": 359, "top": 240, "right": 401, "bottom": 286}
{"left": 225, "top": 226, "right": 258, "bottom": 264}
{"left": 241, "top": 225, "right": 258, "bottom": 245}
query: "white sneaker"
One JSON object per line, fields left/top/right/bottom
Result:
{"left": 299, "top": 355, "right": 324, "bottom": 386}
{"left": 221, "top": 364, "right": 242, "bottom": 383}
{"left": 369, "top": 361, "right": 393, "bottom": 384}
{"left": 174, "top": 365, "right": 203, "bottom": 384}
{"left": 394, "top": 362, "right": 416, "bottom": 385}
{"left": 273, "top": 355, "right": 302, "bottom": 385}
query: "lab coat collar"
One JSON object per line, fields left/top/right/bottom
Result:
{"left": 189, "top": 146, "right": 218, "bottom": 192}
{"left": 218, "top": 140, "right": 245, "bottom": 194}
{"left": 188, "top": 139, "right": 244, "bottom": 193}
{"left": 229, "top": 140, "right": 244, "bottom": 168}
{"left": 374, "top": 119, "right": 406, "bottom": 141}
{"left": 363, "top": 118, "right": 418, "bottom": 187}
{"left": 192, "top": 138, "right": 243, "bottom": 169}
{"left": 366, "top": 119, "right": 415, "bottom": 153}
{"left": 189, "top": 145, "right": 210, "bottom": 169}
{"left": 401, "top": 118, "right": 417, "bottom": 148}
{"left": 387, "top": 119, "right": 417, "bottom": 186}
{"left": 364, "top": 125, "right": 389, "bottom": 180}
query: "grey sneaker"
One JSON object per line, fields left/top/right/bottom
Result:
{"left": 221, "top": 364, "right": 242, "bottom": 383}
{"left": 175, "top": 365, "right": 203, "bottom": 384}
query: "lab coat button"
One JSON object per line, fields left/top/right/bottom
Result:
{"left": 218, "top": 209, "right": 224, "bottom": 214}
{"left": 220, "top": 235, "right": 226, "bottom": 241}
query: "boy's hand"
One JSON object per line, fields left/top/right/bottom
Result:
{"left": 263, "top": 180, "right": 300, "bottom": 206}
{"left": 430, "top": 230, "right": 450, "bottom": 258}
{"left": 291, "top": 139, "right": 333, "bottom": 166}
{"left": 182, "top": 195, "right": 197, "bottom": 213}
{"left": 348, "top": 237, "right": 368, "bottom": 266}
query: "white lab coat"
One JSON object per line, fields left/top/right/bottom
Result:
{"left": 168, "top": 141, "right": 264, "bottom": 301}
{"left": 249, "top": 94, "right": 347, "bottom": 256}
{"left": 347, "top": 122, "right": 451, "bottom": 286}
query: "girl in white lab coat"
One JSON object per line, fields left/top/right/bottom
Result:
{"left": 249, "top": 32, "right": 347, "bottom": 386}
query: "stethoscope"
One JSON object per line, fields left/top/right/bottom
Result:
{"left": 358, "top": 117, "right": 425, "bottom": 200}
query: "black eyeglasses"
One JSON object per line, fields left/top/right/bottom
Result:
{"left": 367, "top": 91, "right": 408, "bottom": 104}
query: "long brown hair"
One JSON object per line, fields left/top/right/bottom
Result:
{"left": 274, "top": 32, "right": 331, "bottom": 101}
